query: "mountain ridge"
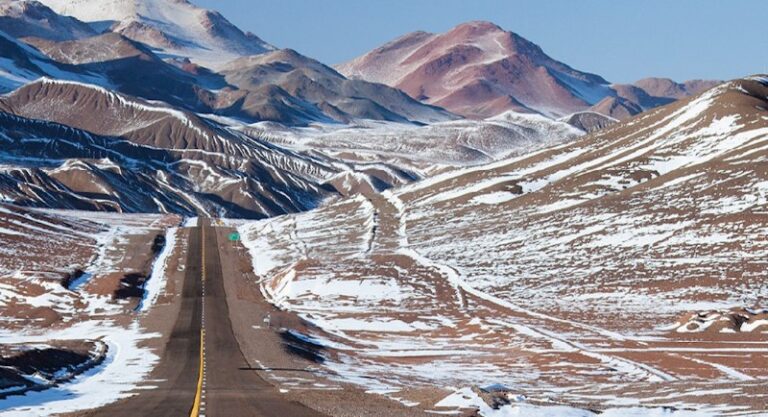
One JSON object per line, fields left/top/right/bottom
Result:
{"left": 0, "top": 0, "right": 455, "bottom": 126}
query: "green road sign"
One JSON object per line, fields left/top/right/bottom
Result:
{"left": 228, "top": 232, "right": 240, "bottom": 241}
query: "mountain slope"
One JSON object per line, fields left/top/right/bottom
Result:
{"left": 23, "top": 32, "right": 227, "bottom": 112}
{"left": 219, "top": 49, "right": 457, "bottom": 125}
{"left": 632, "top": 77, "right": 722, "bottom": 100}
{"left": 0, "top": 0, "right": 96, "bottom": 41}
{"left": 601, "top": 77, "right": 722, "bottom": 118}
{"left": 0, "top": 78, "right": 347, "bottom": 217}
{"left": 234, "top": 76, "right": 768, "bottom": 414}
{"left": 246, "top": 111, "right": 584, "bottom": 167}
{"left": 36, "top": 0, "right": 274, "bottom": 69}
{"left": 1, "top": 77, "right": 461, "bottom": 216}
{"left": 0, "top": 4, "right": 228, "bottom": 110}
{"left": 0, "top": 29, "right": 107, "bottom": 92}
{"left": 587, "top": 95, "right": 643, "bottom": 119}
{"left": 3, "top": 29, "right": 445, "bottom": 126}
{"left": 559, "top": 111, "right": 617, "bottom": 133}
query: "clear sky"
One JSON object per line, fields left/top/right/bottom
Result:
{"left": 195, "top": 0, "right": 767, "bottom": 83}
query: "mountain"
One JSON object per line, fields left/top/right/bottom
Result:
{"left": 601, "top": 77, "right": 722, "bottom": 119}
{"left": 337, "top": 21, "right": 720, "bottom": 120}
{"left": 0, "top": 78, "right": 343, "bottom": 218}
{"left": 218, "top": 49, "right": 456, "bottom": 125}
{"left": 234, "top": 76, "right": 768, "bottom": 414}
{"left": 23, "top": 32, "right": 231, "bottom": 112}
{"left": 559, "top": 111, "right": 617, "bottom": 133}
{"left": 0, "top": 1, "right": 454, "bottom": 126}
{"left": 0, "top": 0, "right": 96, "bottom": 41}
{"left": 0, "top": 76, "right": 461, "bottom": 217}
{"left": 0, "top": 76, "right": 584, "bottom": 219}
{"left": 11, "top": 30, "right": 449, "bottom": 125}
{"left": 337, "top": 21, "right": 612, "bottom": 119}
{"left": 0, "top": 25, "right": 231, "bottom": 115}
{"left": 587, "top": 95, "right": 643, "bottom": 119}
{"left": 36, "top": 0, "right": 274, "bottom": 69}
{"left": 632, "top": 77, "right": 721, "bottom": 100}
{"left": 0, "top": 2, "right": 223, "bottom": 105}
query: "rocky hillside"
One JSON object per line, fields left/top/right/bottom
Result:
{"left": 0, "top": 79, "right": 343, "bottom": 217}
{"left": 235, "top": 76, "right": 768, "bottom": 414}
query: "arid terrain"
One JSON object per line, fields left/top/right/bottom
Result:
{"left": 236, "top": 77, "right": 768, "bottom": 415}
{"left": 0, "top": 205, "right": 182, "bottom": 414}
{"left": 0, "top": 0, "right": 765, "bottom": 416}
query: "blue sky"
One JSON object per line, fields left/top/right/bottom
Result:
{"left": 195, "top": 0, "right": 767, "bottom": 83}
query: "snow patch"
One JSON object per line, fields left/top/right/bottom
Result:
{"left": 138, "top": 227, "right": 177, "bottom": 312}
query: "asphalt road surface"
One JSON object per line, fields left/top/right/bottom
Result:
{"left": 83, "top": 219, "right": 324, "bottom": 417}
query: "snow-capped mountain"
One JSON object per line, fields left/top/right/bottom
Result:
{"left": 1, "top": 3, "right": 718, "bottom": 126}
{"left": 0, "top": 24, "right": 231, "bottom": 116}
{"left": 337, "top": 21, "right": 719, "bottom": 120}
{"left": 0, "top": 2, "right": 455, "bottom": 125}
{"left": 338, "top": 21, "right": 611, "bottom": 119}
{"left": 36, "top": 0, "right": 274, "bottom": 69}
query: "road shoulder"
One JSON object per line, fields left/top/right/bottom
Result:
{"left": 215, "top": 227, "right": 439, "bottom": 417}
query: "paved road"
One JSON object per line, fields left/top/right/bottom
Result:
{"left": 199, "top": 219, "right": 323, "bottom": 417}
{"left": 83, "top": 221, "right": 203, "bottom": 417}
{"left": 83, "top": 219, "right": 324, "bottom": 417}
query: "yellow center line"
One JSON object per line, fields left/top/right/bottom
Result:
{"left": 190, "top": 224, "right": 206, "bottom": 417}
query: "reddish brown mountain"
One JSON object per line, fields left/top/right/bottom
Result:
{"left": 338, "top": 21, "right": 720, "bottom": 120}
{"left": 337, "top": 21, "right": 612, "bottom": 119}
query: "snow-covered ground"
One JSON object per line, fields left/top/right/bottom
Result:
{"left": 138, "top": 226, "right": 178, "bottom": 312}
{"left": 241, "top": 113, "right": 584, "bottom": 167}
{"left": 0, "top": 322, "right": 160, "bottom": 416}
{"left": 0, "top": 207, "right": 180, "bottom": 416}
{"left": 237, "top": 79, "right": 768, "bottom": 416}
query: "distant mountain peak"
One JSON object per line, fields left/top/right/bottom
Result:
{"left": 337, "top": 20, "right": 611, "bottom": 119}
{"left": 632, "top": 77, "right": 721, "bottom": 100}
{"left": 36, "top": 0, "right": 275, "bottom": 69}
{"left": 448, "top": 20, "right": 504, "bottom": 33}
